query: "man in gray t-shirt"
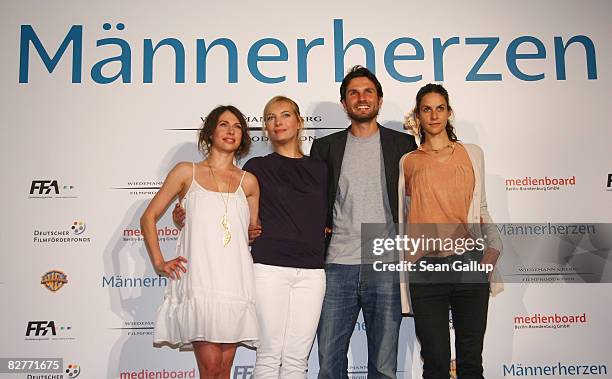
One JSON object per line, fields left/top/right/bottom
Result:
{"left": 310, "top": 66, "right": 417, "bottom": 379}
{"left": 326, "top": 131, "right": 393, "bottom": 265}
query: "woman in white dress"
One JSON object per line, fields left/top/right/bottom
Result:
{"left": 174, "top": 97, "right": 327, "bottom": 378}
{"left": 141, "top": 105, "right": 260, "bottom": 379}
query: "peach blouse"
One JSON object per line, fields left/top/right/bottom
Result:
{"left": 403, "top": 143, "right": 475, "bottom": 225}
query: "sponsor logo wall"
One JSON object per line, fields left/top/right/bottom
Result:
{"left": 29, "top": 180, "right": 78, "bottom": 199}
{"left": 2, "top": 0, "right": 611, "bottom": 377}
{"left": 502, "top": 362, "right": 608, "bottom": 377}
{"left": 33, "top": 220, "right": 90, "bottom": 244}
{"left": 25, "top": 321, "right": 75, "bottom": 341}
{"left": 513, "top": 313, "right": 588, "bottom": 331}
{"left": 504, "top": 175, "right": 577, "bottom": 192}
{"left": 41, "top": 270, "right": 68, "bottom": 292}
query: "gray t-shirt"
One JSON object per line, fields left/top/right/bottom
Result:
{"left": 326, "top": 130, "right": 394, "bottom": 264}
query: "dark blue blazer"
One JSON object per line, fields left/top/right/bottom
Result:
{"left": 309, "top": 124, "right": 417, "bottom": 229}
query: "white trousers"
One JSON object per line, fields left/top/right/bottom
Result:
{"left": 253, "top": 263, "right": 326, "bottom": 379}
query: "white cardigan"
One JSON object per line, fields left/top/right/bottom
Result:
{"left": 397, "top": 143, "right": 503, "bottom": 314}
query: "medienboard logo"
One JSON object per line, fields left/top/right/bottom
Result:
{"left": 29, "top": 180, "right": 78, "bottom": 198}
{"left": 112, "top": 180, "right": 163, "bottom": 196}
{"left": 41, "top": 270, "right": 68, "bottom": 292}
{"left": 110, "top": 320, "right": 155, "bottom": 336}
{"left": 505, "top": 175, "right": 576, "bottom": 192}
{"left": 33, "top": 220, "right": 91, "bottom": 244}
{"left": 25, "top": 320, "right": 75, "bottom": 341}
{"left": 606, "top": 174, "right": 612, "bottom": 191}
{"left": 513, "top": 313, "right": 588, "bottom": 330}
{"left": 119, "top": 368, "right": 196, "bottom": 378}
{"left": 123, "top": 225, "right": 180, "bottom": 243}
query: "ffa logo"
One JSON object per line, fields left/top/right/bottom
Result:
{"left": 41, "top": 270, "right": 68, "bottom": 292}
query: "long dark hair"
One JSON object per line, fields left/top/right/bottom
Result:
{"left": 198, "top": 105, "right": 251, "bottom": 158}
{"left": 414, "top": 83, "right": 458, "bottom": 144}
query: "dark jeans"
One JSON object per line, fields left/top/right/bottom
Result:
{"left": 410, "top": 253, "right": 490, "bottom": 379}
{"left": 317, "top": 263, "right": 402, "bottom": 379}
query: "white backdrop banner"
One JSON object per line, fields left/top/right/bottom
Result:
{"left": 1, "top": 0, "right": 611, "bottom": 378}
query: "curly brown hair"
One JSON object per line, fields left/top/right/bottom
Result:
{"left": 198, "top": 105, "right": 251, "bottom": 158}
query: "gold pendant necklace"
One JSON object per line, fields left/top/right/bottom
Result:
{"left": 208, "top": 164, "right": 232, "bottom": 247}
{"left": 429, "top": 142, "right": 455, "bottom": 154}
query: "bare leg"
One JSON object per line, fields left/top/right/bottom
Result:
{"left": 193, "top": 341, "right": 237, "bottom": 379}
{"left": 220, "top": 344, "right": 238, "bottom": 378}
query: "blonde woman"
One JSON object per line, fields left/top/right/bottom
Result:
{"left": 245, "top": 96, "right": 327, "bottom": 379}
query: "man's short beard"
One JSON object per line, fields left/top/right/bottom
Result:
{"left": 347, "top": 109, "right": 379, "bottom": 123}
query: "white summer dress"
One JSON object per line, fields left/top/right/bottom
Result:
{"left": 154, "top": 163, "right": 258, "bottom": 349}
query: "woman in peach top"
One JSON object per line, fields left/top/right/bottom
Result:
{"left": 398, "top": 84, "right": 502, "bottom": 379}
